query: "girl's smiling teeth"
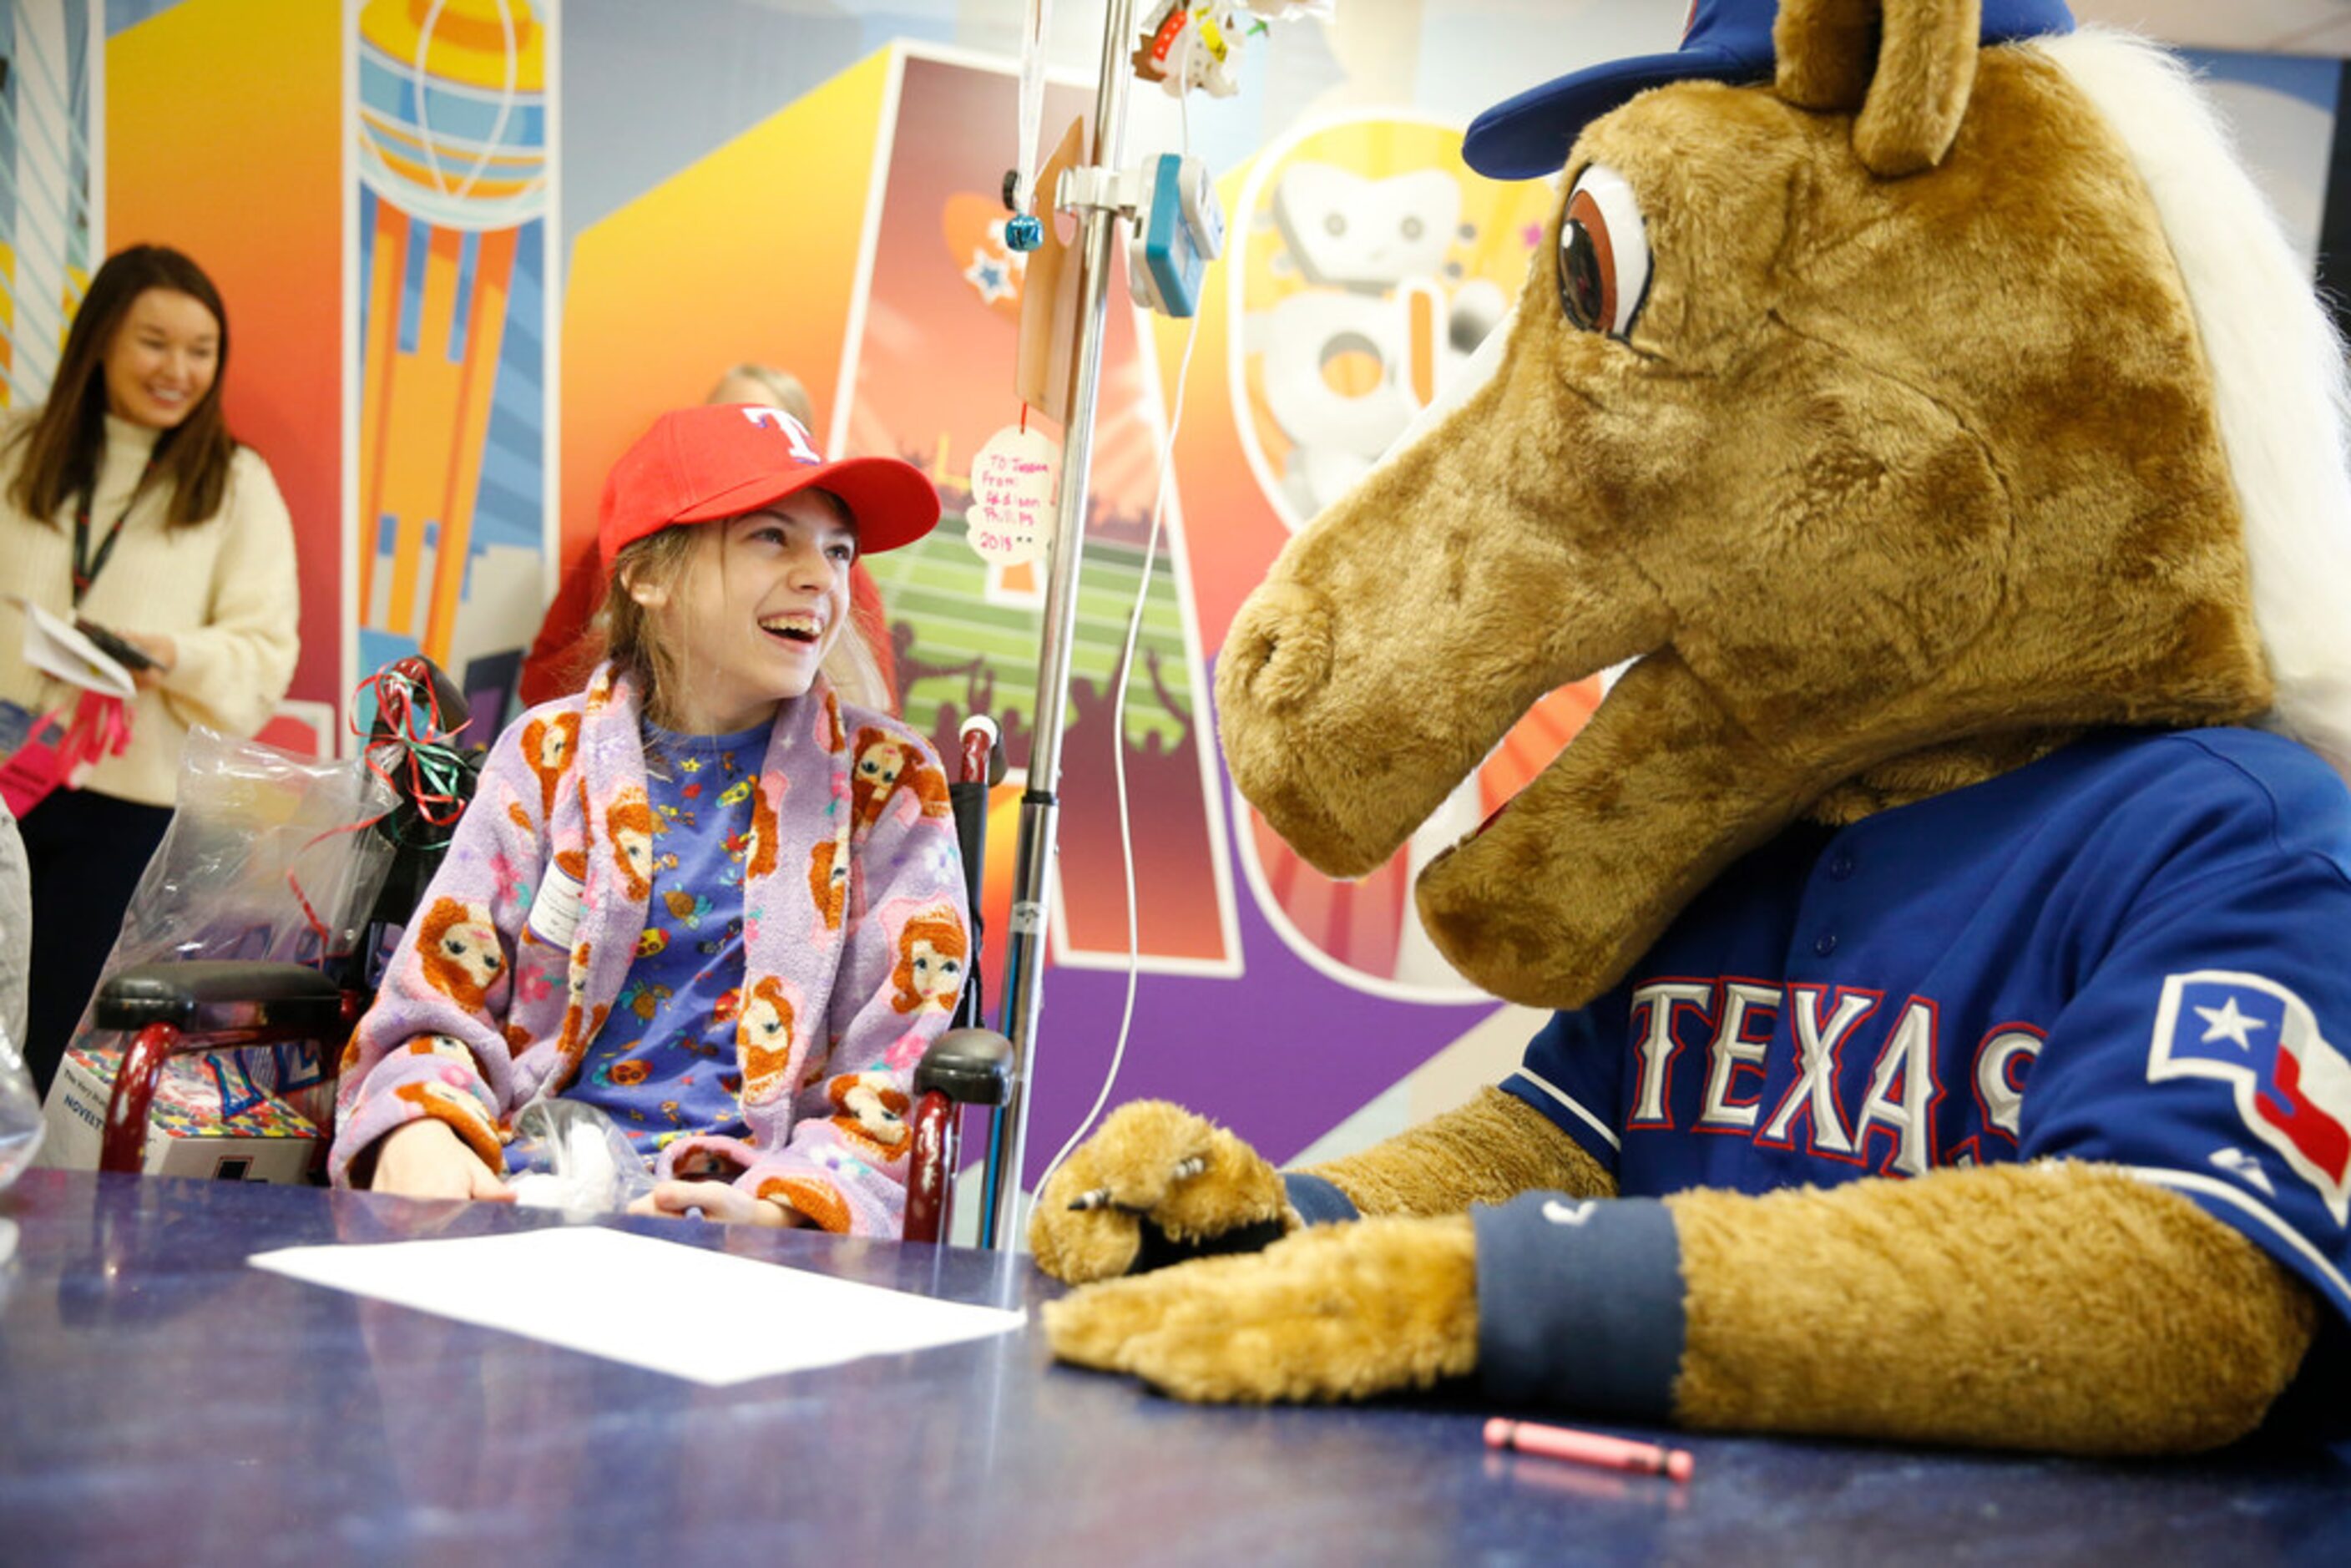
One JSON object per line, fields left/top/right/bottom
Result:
{"left": 760, "top": 610, "right": 824, "bottom": 644}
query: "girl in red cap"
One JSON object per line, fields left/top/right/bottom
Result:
{"left": 328, "top": 403, "right": 969, "bottom": 1235}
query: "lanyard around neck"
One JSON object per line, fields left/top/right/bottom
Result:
{"left": 70, "top": 458, "right": 159, "bottom": 607}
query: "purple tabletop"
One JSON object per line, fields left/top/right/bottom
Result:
{"left": 0, "top": 1168, "right": 2345, "bottom": 1566}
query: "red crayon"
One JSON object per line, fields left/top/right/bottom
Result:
{"left": 1484, "top": 1417, "right": 1695, "bottom": 1484}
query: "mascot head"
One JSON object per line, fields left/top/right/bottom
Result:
{"left": 1215, "top": 0, "right": 2351, "bottom": 1009}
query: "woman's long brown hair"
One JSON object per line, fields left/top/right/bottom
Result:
{"left": 8, "top": 244, "right": 237, "bottom": 529}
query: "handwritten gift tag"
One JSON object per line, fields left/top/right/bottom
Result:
{"left": 966, "top": 425, "right": 1059, "bottom": 565}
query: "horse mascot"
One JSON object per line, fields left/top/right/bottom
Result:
{"left": 1030, "top": 0, "right": 2351, "bottom": 1454}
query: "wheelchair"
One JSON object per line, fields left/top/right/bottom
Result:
{"left": 91, "top": 657, "right": 1011, "bottom": 1248}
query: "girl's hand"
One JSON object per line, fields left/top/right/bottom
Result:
{"left": 629, "top": 1179, "right": 798, "bottom": 1227}
{"left": 370, "top": 1117, "right": 513, "bottom": 1202}
{"left": 119, "top": 630, "right": 176, "bottom": 691}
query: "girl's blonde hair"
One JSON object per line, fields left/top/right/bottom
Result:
{"left": 597, "top": 493, "right": 892, "bottom": 728}
{"left": 705, "top": 364, "right": 814, "bottom": 428}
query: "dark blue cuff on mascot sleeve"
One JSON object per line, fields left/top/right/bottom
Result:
{"left": 1283, "top": 1171, "right": 1360, "bottom": 1226}
{"left": 1474, "top": 1193, "right": 1686, "bottom": 1422}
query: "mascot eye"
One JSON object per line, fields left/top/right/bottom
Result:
{"left": 1555, "top": 164, "right": 1651, "bottom": 340}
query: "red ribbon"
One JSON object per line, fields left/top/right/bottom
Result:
{"left": 0, "top": 689, "right": 134, "bottom": 815}
{"left": 58, "top": 690, "right": 134, "bottom": 784}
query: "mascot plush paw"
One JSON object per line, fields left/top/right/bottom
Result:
{"left": 1044, "top": 0, "right": 2351, "bottom": 1457}
{"left": 1029, "top": 1101, "right": 1294, "bottom": 1282}
{"left": 1043, "top": 1215, "right": 1479, "bottom": 1402}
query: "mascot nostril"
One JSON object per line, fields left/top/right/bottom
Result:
{"left": 1037, "top": 0, "right": 2351, "bottom": 1460}
{"left": 1226, "top": 588, "right": 1332, "bottom": 714}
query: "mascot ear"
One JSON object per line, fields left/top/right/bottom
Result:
{"left": 1776, "top": 0, "right": 1981, "bottom": 178}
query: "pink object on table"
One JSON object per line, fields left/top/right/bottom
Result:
{"left": 1484, "top": 1417, "right": 1695, "bottom": 1484}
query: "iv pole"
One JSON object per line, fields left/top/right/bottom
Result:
{"left": 978, "top": 0, "right": 1143, "bottom": 1250}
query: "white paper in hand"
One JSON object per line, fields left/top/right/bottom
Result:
{"left": 6, "top": 596, "right": 134, "bottom": 701}
{"left": 248, "top": 1225, "right": 1027, "bottom": 1384}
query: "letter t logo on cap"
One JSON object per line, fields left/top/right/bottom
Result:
{"left": 741, "top": 404, "right": 824, "bottom": 466}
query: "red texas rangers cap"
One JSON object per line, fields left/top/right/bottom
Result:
{"left": 598, "top": 402, "right": 943, "bottom": 564}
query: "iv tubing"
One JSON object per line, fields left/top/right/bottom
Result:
{"left": 979, "top": 0, "right": 1142, "bottom": 1251}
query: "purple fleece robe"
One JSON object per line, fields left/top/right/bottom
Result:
{"left": 330, "top": 662, "right": 971, "bottom": 1236}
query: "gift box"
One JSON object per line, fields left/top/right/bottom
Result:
{"left": 37, "top": 1043, "right": 321, "bottom": 1183}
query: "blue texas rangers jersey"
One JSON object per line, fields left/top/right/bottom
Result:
{"left": 1501, "top": 727, "right": 2351, "bottom": 1367}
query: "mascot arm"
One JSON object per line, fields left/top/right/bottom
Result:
{"left": 1302, "top": 1086, "right": 1615, "bottom": 1215}
{"left": 1664, "top": 1162, "right": 2318, "bottom": 1454}
{"left": 1030, "top": 1087, "right": 1608, "bottom": 1284}
{"left": 1049, "top": 1159, "right": 2317, "bottom": 1454}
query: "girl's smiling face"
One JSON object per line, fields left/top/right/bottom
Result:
{"left": 635, "top": 492, "right": 856, "bottom": 733}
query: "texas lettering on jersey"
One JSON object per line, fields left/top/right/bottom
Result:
{"left": 1529, "top": 963, "right": 2351, "bottom": 1237}
{"left": 1605, "top": 977, "right": 2040, "bottom": 1179}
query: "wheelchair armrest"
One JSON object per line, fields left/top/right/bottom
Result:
{"left": 94, "top": 960, "right": 349, "bottom": 1037}
{"left": 913, "top": 1028, "right": 1013, "bottom": 1106}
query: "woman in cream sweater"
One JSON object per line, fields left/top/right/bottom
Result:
{"left": 0, "top": 245, "right": 297, "bottom": 1095}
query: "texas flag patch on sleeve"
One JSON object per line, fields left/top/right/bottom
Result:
{"left": 2149, "top": 969, "right": 2351, "bottom": 1227}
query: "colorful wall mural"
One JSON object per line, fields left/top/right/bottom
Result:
{"left": 0, "top": 0, "right": 98, "bottom": 415}
{"left": 105, "top": 0, "right": 342, "bottom": 751}
{"left": 351, "top": 0, "right": 549, "bottom": 751}
{"left": 47, "top": 0, "right": 2351, "bottom": 1216}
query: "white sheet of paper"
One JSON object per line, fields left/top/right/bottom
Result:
{"left": 248, "top": 1225, "right": 1026, "bottom": 1385}
{"left": 6, "top": 594, "right": 134, "bottom": 701}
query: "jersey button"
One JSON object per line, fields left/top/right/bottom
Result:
{"left": 1813, "top": 933, "right": 1838, "bottom": 957}
{"left": 1828, "top": 852, "right": 1855, "bottom": 881}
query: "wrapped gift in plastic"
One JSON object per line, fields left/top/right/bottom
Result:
{"left": 38, "top": 728, "right": 397, "bottom": 1176}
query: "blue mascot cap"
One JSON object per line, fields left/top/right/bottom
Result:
{"left": 1462, "top": 0, "right": 2078, "bottom": 180}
